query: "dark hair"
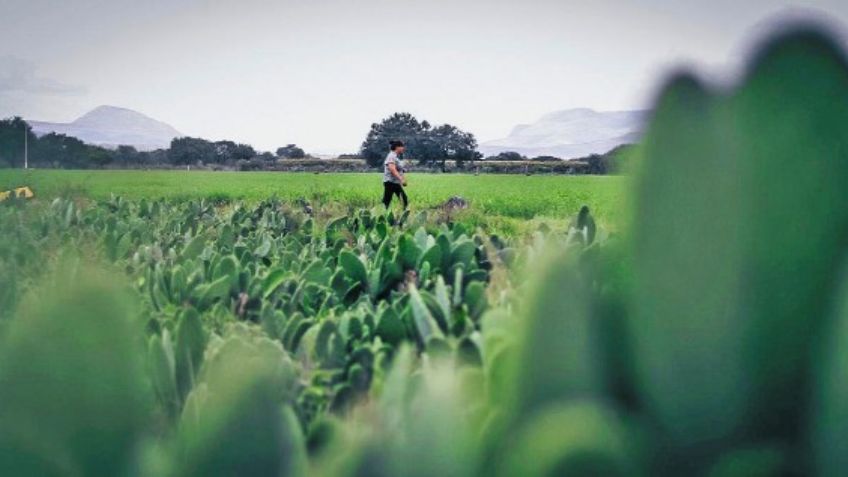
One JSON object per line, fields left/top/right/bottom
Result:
{"left": 389, "top": 140, "right": 405, "bottom": 151}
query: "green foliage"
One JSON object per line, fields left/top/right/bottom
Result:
{"left": 360, "top": 112, "right": 482, "bottom": 168}
{"left": 0, "top": 266, "right": 149, "bottom": 476}
{"left": 499, "top": 403, "right": 638, "bottom": 477}
{"left": 509, "top": 251, "right": 602, "bottom": 421}
{"left": 812, "top": 268, "right": 848, "bottom": 477}
{"left": 277, "top": 144, "right": 306, "bottom": 159}
{"left": 2, "top": 23, "right": 848, "bottom": 477}
{"left": 176, "top": 325, "right": 305, "bottom": 477}
{"left": 175, "top": 307, "right": 207, "bottom": 402}
{"left": 148, "top": 332, "right": 180, "bottom": 419}
{"left": 631, "top": 29, "right": 848, "bottom": 469}
{"left": 0, "top": 117, "right": 33, "bottom": 168}
{"left": 0, "top": 170, "right": 624, "bottom": 231}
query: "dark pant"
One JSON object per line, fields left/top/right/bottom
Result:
{"left": 382, "top": 182, "right": 408, "bottom": 209}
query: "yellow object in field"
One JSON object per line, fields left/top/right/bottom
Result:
{"left": 0, "top": 186, "right": 34, "bottom": 202}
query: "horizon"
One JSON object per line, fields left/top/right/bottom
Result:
{"left": 3, "top": 0, "right": 848, "bottom": 154}
{"left": 26, "top": 103, "right": 653, "bottom": 155}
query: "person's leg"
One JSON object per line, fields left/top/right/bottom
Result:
{"left": 382, "top": 182, "right": 393, "bottom": 208}
{"left": 398, "top": 186, "right": 408, "bottom": 209}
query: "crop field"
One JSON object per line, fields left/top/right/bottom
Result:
{"left": 2, "top": 30, "right": 848, "bottom": 477}
{"left": 0, "top": 169, "right": 626, "bottom": 231}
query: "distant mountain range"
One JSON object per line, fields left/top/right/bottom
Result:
{"left": 29, "top": 106, "right": 182, "bottom": 151}
{"left": 480, "top": 108, "right": 648, "bottom": 159}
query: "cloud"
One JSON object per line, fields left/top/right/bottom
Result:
{"left": 0, "top": 56, "right": 86, "bottom": 95}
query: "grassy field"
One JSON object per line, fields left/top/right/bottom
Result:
{"left": 0, "top": 169, "right": 626, "bottom": 233}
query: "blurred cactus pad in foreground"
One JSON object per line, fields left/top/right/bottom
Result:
{"left": 3, "top": 24, "right": 848, "bottom": 477}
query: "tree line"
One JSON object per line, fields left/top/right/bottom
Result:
{"left": 0, "top": 113, "right": 630, "bottom": 172}
{"left": 0, "top": 117, "right": 309, "bottom": 170}
{"left": 0, "top": 113, "right": 484, "bottom": 170}
{"left": 483, "top": 146, "right": 633, "bottom": 174}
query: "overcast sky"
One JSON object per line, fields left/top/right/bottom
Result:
{"left": 1, "top": 0, "right": 847, "bottom": 153}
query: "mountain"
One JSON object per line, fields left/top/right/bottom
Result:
{"left": 480, "top": 108, "right": 648, "bottom": 159}
{"left": 29, "top": 106, "right": 182, "bottom": 151}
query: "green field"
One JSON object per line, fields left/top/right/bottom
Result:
{"left": 0, "top": 169, "right": 626, "bottom": 233}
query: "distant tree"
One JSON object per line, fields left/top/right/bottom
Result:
{"left": 113, "top": 145, "right": 139, "bottom": 167}
{"left": 142, "top": 149, "right": 169, "bottom": 166}
{"left": 87, "top": 146, "right": 113, "bottom": 168}
{"left": 531, "top": 155, "right": 561, "bottom": 162}
{"left": 276, "top": 144, "right": 306, "bottom": 159}
{"left": 573, "top": 144, "right": 638, "bottom": 175}
{"left": 31, "top": 133, "right": 93, "bottom": 168}
{"left": 168, "top": 137, "right": 216, "bottom": 165}
{"left": 360, "top": 113, "right": 480, "bottom": 169}
{"left": 231, "top": 143, "right": 256, "bottom": 161}
{"left": 584, "top": 154, "right": 607, "bottom": 174}
{"left": 427, "top": 124, "right": 482, "bottom": 171}
{"left": 213, "top": 140, "right": 235, "bottom": 162}
{"left": 258, "top": 151, "right": 276, "bottom": 162}
{"left": 485, "top": 151, "right": 526, "bottom": 162}
{"left": 0, "top": 117, "right": 35, "bottom": 168}
{"left": 360, "top": 113, "right": 426, "bottom": 167}
{"left": 211, "top": 141, "right": 255, "bottom": 163}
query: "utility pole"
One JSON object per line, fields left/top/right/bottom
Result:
{"left": 23, "top": 123, "right": 28, "bottom": 170}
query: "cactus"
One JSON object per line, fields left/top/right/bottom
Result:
{"left": 508, "top": 251, "right": 604, "bottom": 423}
{"left": 812, "top": 267, "right": 848, "bottom": 477}
{"left": 408, "top": 284, "right": 444, "bottom": 344}
{"left": 148, "top": 332, "right": 179, "bottom": 419}
{"left": 630, "top": 28, "right": 848, "bottom": 468}
{"left": 175, "top": 327, "right": 305, "bottom": 477}
{"left": 339, "top": 250, "right": 368, "bottom": 289}
{"left": 0, "top": 267, "right": 149, "bottom": 476}
{"left": 499, "top": 402, "right": 637, "bottom": 477}
{"left": 175, "top": 307, "right": 207, "bottom": 402}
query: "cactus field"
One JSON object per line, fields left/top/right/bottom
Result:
{"left": 3, "top": 25, "right": 848, "bottom": 477}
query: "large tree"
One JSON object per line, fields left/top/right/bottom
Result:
{"left": 359, "top": 113, "right": 480, "bottom": 169}
{"left": 427, "top": 124, "right": 482, "bottom": 172}
{"left": 214, "top": 141, "right": 256, "bottom": 163}
{"left": 168, "top": 137, "right": 217, "bottom": 165}
{"left": 360, "top": 113, "right": 426, "bottom": 167}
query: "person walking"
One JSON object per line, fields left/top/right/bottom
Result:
{"left": 382, "top": 140, "right": 408, "bottom": 209}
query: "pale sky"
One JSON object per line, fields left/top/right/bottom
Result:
{"left": 1, "top": 0, "right": 847, "bottom": 153}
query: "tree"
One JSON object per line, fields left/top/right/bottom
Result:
{"left": 87, "top": 146, "right": 113, "bottom": 168}
{"left": 359, "top": 113, "right": 480, "bottom": 169}
{"left": 485, "top": 151, "right": 526, "bottom": 162}
{"left": 113, "top": 146, "right": 140, "bottom": 167}
{"left": 573, "top": 144, "right": 638, "bottom": 175}
{"left": 276, "top": 144, "right": 305, "bottom": 159}
{"left": 168, "top": 137, "right": 216, "bottom": 165}
{"left": 210, "top": 141, "right": 255, "bottom": 164}
{"left": 427, "top": 124, "right": 482, "bottom": 171}
{"left": 31, "top": 133, "right": 93, "bottom": 168}
{"left": 360, "top": 113, "right": 426, "bottom": 167}
{"left": 0, "top": 117, "right": 35, "bottom": 168}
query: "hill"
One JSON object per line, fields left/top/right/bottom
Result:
{"left": 29, "top": 106, "right": 182, "bottom": 151}
{"left": 480, "top": 108, "right": 647, "bottom": 159}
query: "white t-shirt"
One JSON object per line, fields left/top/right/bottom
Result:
{"left": 383, "top": 151, "right": 405, "bottom": 184}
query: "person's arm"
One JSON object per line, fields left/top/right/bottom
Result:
{"left": 388, "top": 162, "right": 406, "bottom": 186}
